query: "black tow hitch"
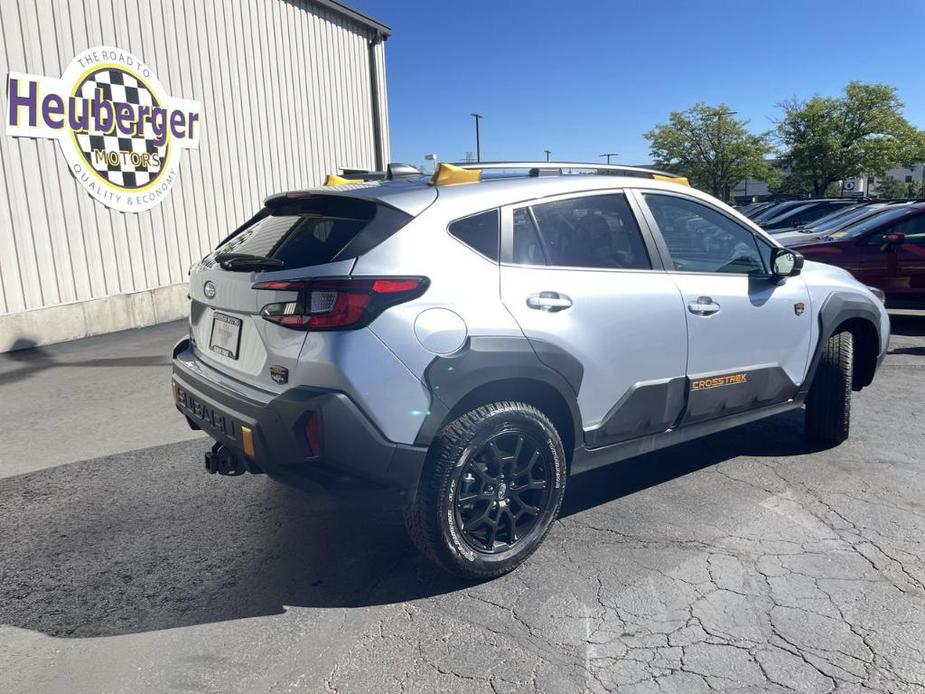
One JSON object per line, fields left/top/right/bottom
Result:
{"left": 205, "top": 442, "right": 246, "bottom": 476}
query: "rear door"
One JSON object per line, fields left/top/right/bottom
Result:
{"left": 189, "top": 195, "right": 412, "bottom": 391}
{"left": 634, "top": 190, "right": 812, "bottom": 425}
{"left": 499, "top": 190, "right": 688, "bottom": 447}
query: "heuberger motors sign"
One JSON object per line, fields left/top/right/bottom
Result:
{"left": 6, "top": 46, "right": 201, "bottom": 212}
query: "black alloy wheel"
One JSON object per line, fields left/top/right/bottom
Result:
{"left": 454, "top": 431, "right": 552, "bottom": 553}
{"left": 404, "top": 401, "right": 567, "bottom": 580}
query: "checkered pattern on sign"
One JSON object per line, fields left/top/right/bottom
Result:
{"left": 75, "top": 68, "right": 166, "bottom": 189}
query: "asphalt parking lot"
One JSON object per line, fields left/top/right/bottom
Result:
{"left": 1, "top": 315, "right": 924, "bottom": 693}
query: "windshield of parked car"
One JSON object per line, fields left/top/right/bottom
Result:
{"left": 752, "top": 202, "right": 801, "bottom": 222}
{"left": 762, "top": 203, "right": 814, "bottom": 224}
{"left": 765, "top": 202, "right": 857, "bottom": 230}
{"left": 796, "top": 204, "right": 862, "bottom": 228}
{"left": 828, "top": 206, "right": 919, "bottom": 239}
{"left": 809, "top": 204, "right": 888, "bottom": 233}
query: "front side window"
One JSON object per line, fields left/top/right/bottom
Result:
{"left": 643, "top": 194, "right": 766, "bottom": 274}
{"left": 891, "top": 214, "right": 925, "bottom": 243}
{"left": 524, "top": 194, "right": 650, "bottom": 270}
{"left": 865, "top": 213, "right": 925, "bottom": 245}
{"left": 449, "top": 209, "right": 500, "bottom": 261}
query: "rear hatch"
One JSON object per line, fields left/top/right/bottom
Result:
{"left": 189, "top": 194, "right": 414, "bottom": 392}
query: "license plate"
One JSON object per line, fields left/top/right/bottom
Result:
{"left": 209, "top": 312, "right": 242, "bottom": 359}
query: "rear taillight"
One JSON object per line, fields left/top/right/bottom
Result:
{"left": 253, "top": 277, "right": 429, "bottom": 330}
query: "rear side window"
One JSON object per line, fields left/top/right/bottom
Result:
{"left": 449, "top": 210, "right": 500, "bottom": 261}
{"left": 527, "top": 194, "right": 651, "bottom": 270}
{"left": 210, "top": 196, "right": 411, "bottom": 269}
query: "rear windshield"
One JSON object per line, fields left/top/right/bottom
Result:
{"left": 207, "top": 196, "right": 412, "bottom": 269}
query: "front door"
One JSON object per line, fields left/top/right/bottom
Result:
{"left": 500, "top": 191, "right": 688, "bottom": 448}
{"left": 854, "top": 212, "right": 925, "bottom": 304}
{"left": 636, "top": 191, "right": 813, "bottom": 425}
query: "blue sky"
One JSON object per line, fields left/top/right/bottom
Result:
{"left": 351, "top": 0, "right": 925, "bottom": 168}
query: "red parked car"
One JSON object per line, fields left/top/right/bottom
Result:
{"left": 789, "top": 203, "right": 925, "bottom": 308}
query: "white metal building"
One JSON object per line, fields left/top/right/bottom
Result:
{"left": 0, "top": 0, "right": 390, "bottom": 351}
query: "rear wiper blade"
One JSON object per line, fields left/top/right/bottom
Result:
{"left": 214, "top": 252, "right": 284, "bottom": 270}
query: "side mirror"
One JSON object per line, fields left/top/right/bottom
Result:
{"left": 771, "top": 248, "right": 803, "bottom": 278}
{"left": 882, "top": 231, "right": 905, "bottom": 248}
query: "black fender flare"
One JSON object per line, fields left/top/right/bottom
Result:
{"left": 413, "top": 336, "right": 583, "bottom": 450}
{"left": 799, "top": 291, "right": 885, "bottom": 397}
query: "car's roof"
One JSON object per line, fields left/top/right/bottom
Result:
{"left": 268, "top": 172, "right": 706, "bottom": 217}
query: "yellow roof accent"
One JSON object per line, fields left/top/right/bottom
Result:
{"left": 431, "top": 162, "right": 481, "bottom": 186}
{"left": 652, "top": 174, "right": 690, "bottom": 186}
{"left": 324, "top": 173, "right": 364, "bottom": 186}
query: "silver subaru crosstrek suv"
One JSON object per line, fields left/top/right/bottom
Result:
{"left": 172, "top": 162, "right": 889, "bottom": 579}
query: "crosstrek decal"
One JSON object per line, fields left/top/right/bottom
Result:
{"left": 6, "top": 46, "right": 201, "bottom": 212}
{"left": 691, "top": 372, "right": 748, "bottom": 390}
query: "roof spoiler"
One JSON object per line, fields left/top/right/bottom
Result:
{"left": 338, "top": 162, "right": 423, "bottom": 182}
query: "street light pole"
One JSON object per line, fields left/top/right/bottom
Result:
{"left": 599, "top": 152, "right": 618, "bottom": 165}
{"left": 544, "top": 149, "right": 551, "bottom": 162}
{"left": 470, "top": 113, "right": 483, "bottom": 162}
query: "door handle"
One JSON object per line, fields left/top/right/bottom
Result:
{"left": 527, "top": 291, "right": 572, "bottom": 312}
{"left": 688, "top": 296, "right": 720, "bottom": 316}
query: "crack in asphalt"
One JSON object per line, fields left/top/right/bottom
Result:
{"left": 322, "top": 440, "right": 925, "bottom": 693}
{"left": 2, "top": 346, "right": 924, "bottom": 693}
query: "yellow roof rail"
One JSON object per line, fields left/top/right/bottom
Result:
{"left": 652, "top": 174, "right": 690, "bottom": 186}
{"left": 431, "top": 162, "right": 481, "bottom": 186}
{"left": 324, "top": 173, "right": 364, "bottom": 186}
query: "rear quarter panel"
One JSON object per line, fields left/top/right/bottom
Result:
{"left": 352, "top": 203, "right": 524, "bottom": 380}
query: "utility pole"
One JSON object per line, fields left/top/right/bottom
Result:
{"left": 544, "top": 149, "right": 552, "bottom": 162}
{"left": 470, "top": 113, "right": 483, "bottom": 162}
{"left": 599, "top": 152, "right": 618, "bottom": 165}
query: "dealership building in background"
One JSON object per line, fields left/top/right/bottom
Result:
{"left": 0, "top": 0, "right": 390, "bottom": 351}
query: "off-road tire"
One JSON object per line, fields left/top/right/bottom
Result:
{"left": 805, "top": 331, "right": 853, "bottom": 445}
{"left": 404, "top": 401, "right": 567, "bottom": 580}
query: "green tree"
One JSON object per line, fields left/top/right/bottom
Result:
{"left": 874, "top": 176, "right": 908, "bottom": 199}
{"left": 645, "top": 103, "right": 776, "bottom": 201}
{"left": 775, "top": 82, "right": 925, "bottom": 197}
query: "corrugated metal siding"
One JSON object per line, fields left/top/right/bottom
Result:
{"left": 0, "top": 0, "right": 389, "bottom": 316}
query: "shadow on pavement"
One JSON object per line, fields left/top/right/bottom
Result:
{"left": 0, "top": 409, "right": 814, "bottom": 639}
{"left": 890, "top": 313, "right": 925, "bottom": 337}
{"left": 561, "top": 407, "right": 810, "bottom": 516}
{"left": 889, "top": 345, "right": 925, "bottom": 356}
{"left": 0, "top": 342, "right": 171, "bottom": 387}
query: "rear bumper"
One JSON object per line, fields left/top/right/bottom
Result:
{"left": 171, "top": 338, "right": 427, "bottom": 505}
